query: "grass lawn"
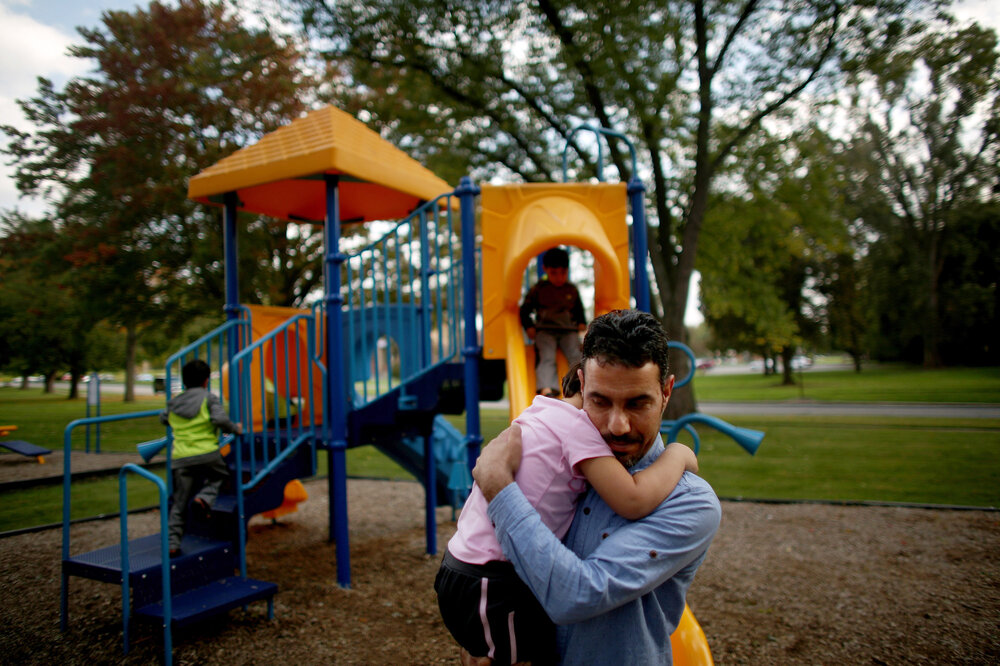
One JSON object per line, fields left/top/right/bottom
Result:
{"left": 694, "top": 364, "right": 1000, "bottom": 403}
{"left": 1, "top": 371, "right": 998, "bottom": 533}
{"left": 0, "top": 388, "right": 165, "bottom": 454}
{"left": 685, "top": 415, "right": 1000, "bottom": 508}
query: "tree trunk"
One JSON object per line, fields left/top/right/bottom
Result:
{"left": 44, "top": 371, "right": 56, "bottom": 394}
{"left": 780, "top": 347, "right": 795, "bottom": 386}
{"left": 124, "top": 325, "right": 137, "bottom": 402}
{"left": 923, "top": 237, "right": 943, "bottom": 368}
{"left": 852, "top": 352, "right": 862, "bottom": 373}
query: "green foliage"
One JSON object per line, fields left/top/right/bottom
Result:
{"left": 844, "top": 22, "right": 1000, "bottom": 367}
{"left": 0, "top": 214, "right": 100, "bottom": 388}
{"left": 699, "top": 127, "right": 851, "bottom": 376}
{"left": 937, "top": 203, "right": 1000, "bottom": 365}
{"left": 1, "top": 0, "right": 316, "bottom": 397}
{"left": 296, "top": 0, "right": 932, "bottom": 359}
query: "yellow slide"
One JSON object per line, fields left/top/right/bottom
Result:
{"left": 479, "top": 182, "right": 713, "bottom": 665}
{"left": 480, "top": 182, "right": 632, "bottom": 420}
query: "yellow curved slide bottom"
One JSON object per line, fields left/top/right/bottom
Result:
{"left": 671, "top": 603, "right": 714, "bottom": 665}
{"left": 261, "top": 479, "right": 309, "bottom": 520}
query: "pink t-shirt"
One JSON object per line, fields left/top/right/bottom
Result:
{"left": 447, "top": 395, "right": 613, "bottom": 565}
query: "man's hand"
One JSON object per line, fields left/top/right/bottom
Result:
{"left": 472, "top": 424, "right": 523, "bottom": 502}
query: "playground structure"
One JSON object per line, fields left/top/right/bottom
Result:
{"left": 58, "top": 105, "right": 760, "bottom": 665}
{"left": 0, "top": 424, "right": 51, "bottom": 463}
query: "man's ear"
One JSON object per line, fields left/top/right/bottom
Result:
{"left": 662, "top": 374, "right": 675, "bottom": 406}
{"left": 577, "top": 367, "right": 585, "bottom": 395}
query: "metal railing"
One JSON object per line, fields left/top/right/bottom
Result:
{"left": 316, "top": 192, "right": 466, "bottom": 409}
{"left": 117, "top": 464, "right": 172, "bottom": 663}
{"left": 230, "top": 312, "right": 322, "bottom": 575}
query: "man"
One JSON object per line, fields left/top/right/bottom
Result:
{"left": 473, "top": 309, "right": 722, "bottom": 665}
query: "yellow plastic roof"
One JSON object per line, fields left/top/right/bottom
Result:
{"left": 187, "top": 106, "right": 452, "bottom": 223}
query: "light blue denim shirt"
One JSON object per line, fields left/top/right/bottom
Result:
{"left": 487, "top": 437, "right": 722, "bottom": 665}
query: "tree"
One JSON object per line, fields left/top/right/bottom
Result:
{"left": 0, "top": 213, "right": 100, "bottom": 395}
{"left": 2, "top": 0, "right": 312, "bottom": 400}
{"left": 843, "top": 21, "right": 1000, "bottom": 367}
{"left": 295, "top": 0, "right": 938, "bottom": 415}
{"left": 699, "top": 127, "right": 850, "bottom": 384}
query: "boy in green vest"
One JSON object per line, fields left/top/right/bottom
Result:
{"left": 159, "top": 359, "right": 243, "bottom": 557}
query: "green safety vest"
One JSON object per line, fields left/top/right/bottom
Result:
{"left": 168, "top": 398, "right": 219, "bottom": 460}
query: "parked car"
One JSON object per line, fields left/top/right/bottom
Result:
{"left": 696, "top": 358, "right": 715, "bottom": 371}
{"left": 790, "top": 355, "right": 813, "bottom": 370}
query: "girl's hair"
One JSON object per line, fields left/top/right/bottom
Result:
{"left": 561, "top": 361, "right": 582, "bottom": 398}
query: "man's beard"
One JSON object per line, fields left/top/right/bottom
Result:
{"left": 607, "top": 435, "right": 646, "bottom": 468}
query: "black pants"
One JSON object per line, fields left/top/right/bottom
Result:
{"left": 435, "top": 550, "right": 557, "bottom": 665}
{"left": 168, "top": 453, "right": 228, "bottom": 550}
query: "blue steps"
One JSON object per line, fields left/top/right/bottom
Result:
{"left": 62, "top": 432, "right": 308, "bottom": 655}
{"left": 63, "top": 533, "right": 233, "bottom": 585}
{"left": 135, "top": 576, "right": 276, "bottom": 628}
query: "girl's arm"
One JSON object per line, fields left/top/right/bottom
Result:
{"left": 576, "top": 442, "right": 698, "bottom": 520}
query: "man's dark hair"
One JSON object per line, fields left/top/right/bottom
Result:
{"left": 581, "top": 309, "right": 671, "bottom": 385}
{"left": 181, "top": 359, "right": 211, "bottom": 389}
{"left": 542, "top": 247, "right": 569, "bottom": 269}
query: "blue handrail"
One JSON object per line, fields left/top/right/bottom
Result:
{"left": 61, "top": 411, "right": 162, "bottom": 565}
{"left": 231, "top": 313, "right": 322, "bottom": 576}
{"left": 324, "top": 190, "right": 464, "bottom": 410}
{"left": 561, "top": 124, "right": 639, "bottom": 183}
{"left": 118, "top": 463, "right": 172, "bottom": 664}
{"left": 164, "top": 315, "right": 251, "bottom": 401}
{"left": 669, "top": 341, "right": 697, "bottom": 389}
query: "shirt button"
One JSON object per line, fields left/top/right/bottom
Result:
{"left": 582, "top": 507, "right": 591, "bottom": 515}
{"left": 601, "top": 532, "right": 609, "bottom": 539}
{"left": 649, "top": 550, "right": 658, "bottom": 558}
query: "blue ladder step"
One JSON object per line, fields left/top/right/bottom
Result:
{"left": 134, "top": 576, "right": 277, "bottom": 628}
{"left": 63, "top": 534, "right": 233, "bottom": 584}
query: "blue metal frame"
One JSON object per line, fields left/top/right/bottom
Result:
{"left": 118, "top": 463, "right": 172, "bottom": 663}
{"left": 457, "top": 177, "right": 483, "bottom": 473}
{"left": 560, "top": 124, "right": 651, "bottom": 310}
{"left": 662, "top": 412, "right": 763, "bottom": 457}
{"left": 669, "top": 341, "right": 697, "bottom": 389}
{"left": 323, "top": 175, "right": 351, "bottom": 588}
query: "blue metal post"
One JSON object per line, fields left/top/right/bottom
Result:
{"left": 418, "top": 210, "right": 433, "bottom": 368}
{"left": 223, "top": 192, "right": 241, "bottom": 419}
{"left": 456, "top": 177, "right": 483, "bottom": 471}
{"left": 324, "top": 174, "right": 351, "bottom": 588}
{"left": 628, "top": 176, "right": 651, "bottom": 312}
{"left": 424, "top": 431, "right": 437, "bottom": 555}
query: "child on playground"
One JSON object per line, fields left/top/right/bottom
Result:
{"left": 519, "top": 247, "right": 588, "bottom": 397}
{"left": 159, "top": 359, "right": 243, "bottom": 557}
{"left": 435, "top": 363, "right": 698, "bottom": 665}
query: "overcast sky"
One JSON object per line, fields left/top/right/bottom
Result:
{"left": 1, "top": 0, "right": 996, "bottom": 325}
